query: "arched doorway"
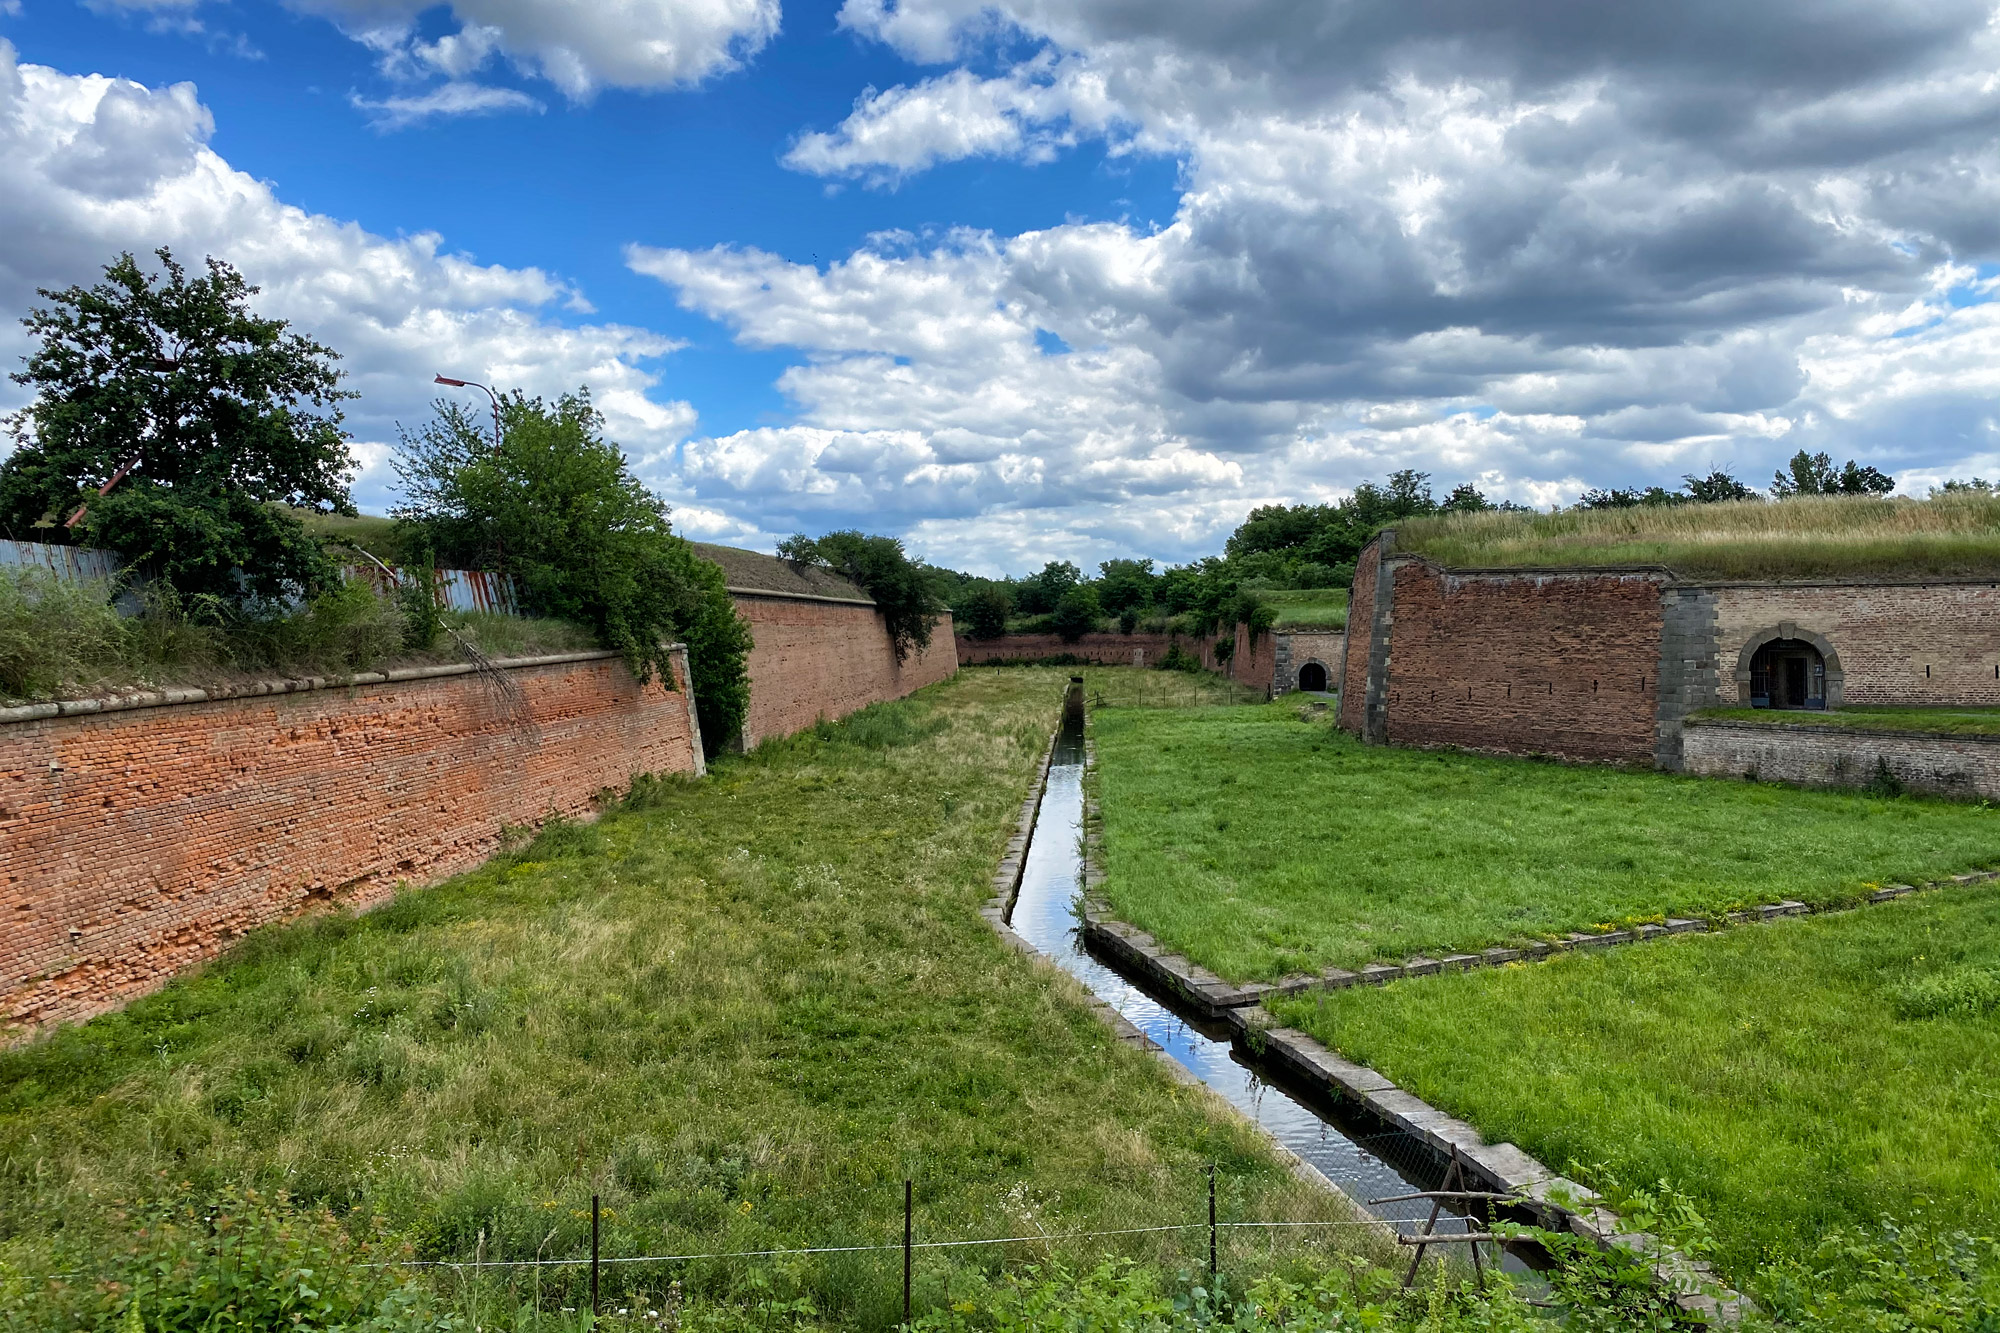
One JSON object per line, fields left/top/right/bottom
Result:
{"left": 1297, "top": 661, "right": 1329, "bottom": 692}
{"left": 1750, "top": 638, "right": 1827, "bottom": 710}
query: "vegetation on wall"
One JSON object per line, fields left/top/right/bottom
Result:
{"left": 777, "top": 529, "right": 945, "bottom": 662}
{"left": 1396, "top": 489, "right": 2000, "bottom": 577}
{"left": 0, "top": 250, "right": 355, "bottom": 604}
{"left": 393, "top": 391, "right": 752, "bottom": 751}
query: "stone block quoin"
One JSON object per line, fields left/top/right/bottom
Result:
{"left": 3, "top": 651, "right": 702, "bottom": 1037}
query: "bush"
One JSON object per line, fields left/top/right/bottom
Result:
{"left": 1050, "top": 585, "right": 1102, "bottom": 642}
{"left": 394, "top": 390, "right": 752, "bottom": 751}
{"left": 963, "top": 584, "right": 1012, "bottom": 639}
{"left": 0, "top": 567, "right": 127, "bottom": 699}
{"left": 227, "top": 578, "right": 406, "bottom": 675}
{"left": 0, "top": 1186, "right": 438, "bottom": 1332}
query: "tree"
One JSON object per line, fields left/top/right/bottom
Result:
{"left": 1096, "top": 558, "right": 1157, "bottom": 615}
{"left": 778, "top": 530, "right": 944, "bottom": 662}
{"left": 1050, "top": 584, "right": 1102, "bottom": 642}
{"left": 1, "top": 249, "right": 355, "bottom": 602}
{"left": 394, "top": 390, "right": 751, "bottom": 753}
{"left": 1934, "top": 477, "right": 1996, "bottom": 496}
{"left": 1014, "top": 560, "right": 1082, "bottom": 615}
{"left": 962, "top": 584, "right": 1013, "bottom": 639}
{"left": 1770, "top": 450, "right": 1895, "bottom": 498}
{"left": 1682, "top": 468, "right": 1759, "bottom": 503}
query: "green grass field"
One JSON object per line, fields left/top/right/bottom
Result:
{"left": 1092, "top": 704, "right": 2000, "bottom": 981}
{"left": 1266, "top": 885, "right": 2000, "bottom": 1279}
{"left": 1260, "top": 589, "right": 1349, "bottom": 629}
{"left": 1, "top": 670, "right": 1361, "bottom": 1327}
{"left": 1693, "top": 705, "right": 2000, "bottom": 737}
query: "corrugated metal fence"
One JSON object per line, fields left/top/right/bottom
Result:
{"left": 1, "top": 539, "right": 520, "bottom": 616}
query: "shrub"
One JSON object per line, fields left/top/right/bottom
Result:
{"left": 227, "top": 578, "right": 405, "bottom": 675}
{"left": 394, "top": 390, "right": 752, "bottom": 751}
{"left": 0, "top": 1186, "right": 438, "bottom": 1332}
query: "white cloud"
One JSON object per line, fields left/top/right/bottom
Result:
{"left": 350, "top": 79, "right": 543, "bottom": 128}
{"left": 0, "top": 43, "right": 695, "bottom": 516}
{"left": 93, "top": 0, "right": 781, "bottom": 101}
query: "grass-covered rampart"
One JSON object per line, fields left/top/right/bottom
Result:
{"left": 1267, "top": 885, "right": 2000, "bottom": 1280}
{"left": 1093, "top": 703, "right": 2000, "bottom": 981}
{"left": 1396, "top": 491, "right": 2000, "bottom": 579}
{"left": 0, "top": 670, "right": 1361, "bottom": 1328}
{"left": 1692, "top": 704, "right": 2000, "bottom": 737}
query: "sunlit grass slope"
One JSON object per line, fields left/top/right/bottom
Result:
{"left": 0, "top": 670, "right": 1347, "bottom": 1324}
{"left": 1268, "top": 885, "right": 2000, "bottom": 1278}
{"left": 1397, "top": 492, "right": 2000, "bottom": 578}
{"left": 1093, "top": 704, "right": 2000, "bottom": 981}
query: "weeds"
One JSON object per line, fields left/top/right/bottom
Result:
{"left": 0, "top": 568, "right": 127, "bottom": 698}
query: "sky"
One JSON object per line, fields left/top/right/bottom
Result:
{"left": 4, "top": 2, "right": 2000, "bottom": 575}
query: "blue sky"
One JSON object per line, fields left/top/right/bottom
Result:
{"left": 4, "top": 0, "right": 2000, "bottom": 574}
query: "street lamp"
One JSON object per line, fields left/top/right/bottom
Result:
{"left": 434, "top": 374, "right": 502, "bottom": 448}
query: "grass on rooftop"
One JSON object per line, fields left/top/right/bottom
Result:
{"left": 1091, "top": 703, "right": 2000, "bottom": 982}
{"left": 1396, "top": 491, "right": 2000, "bottom": 579}
{"left": 1692, "top": 704, "right": 2000, "bottom": 737}
{"left": 1258, "top": 589, "right": 1349, "bottom": 629}
{"left": 0, "top": 670, "right": 1363, "bottom": 1328}
{"left": 1267, "top": 884, "right": 2000, "bottom": 1282}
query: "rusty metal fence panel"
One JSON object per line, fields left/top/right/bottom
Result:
{"left": 0, "top": 540, "right": 123, "bottom": 582}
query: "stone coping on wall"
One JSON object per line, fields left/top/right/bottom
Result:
{"left": 0, "top": 648, "right": 686, "bottom": 728}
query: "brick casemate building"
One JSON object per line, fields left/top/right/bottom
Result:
{"left": 1339, "top": 527, "right": 2000, "bottom": 768}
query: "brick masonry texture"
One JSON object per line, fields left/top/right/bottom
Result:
{"left": 1339, "top": 541, "right": 1379, "bottom": 734}
{"left": 1684, "top": 720, "right": 2000, "bottom": 800}
{"left": 1710, "top": 582, "right": 2000, "bottom": 707}
{"left": 955, "top": 625, "right": 1278, "bottom": 693}
{"left": 3, "top": 653, "right": 702, "bottom": 1036}
{"left": 1273, "top": 631, "right": 1345, "bottom": 693}
{"left": 735, "top": 596, "right": 958, "bottom": 747}
{"left": 1380, "top": 561, "right": 1668, "bottom": 763}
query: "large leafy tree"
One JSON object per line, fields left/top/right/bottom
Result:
{"left": 1, "top": 249, "right": 355, "bottom": 601}
{"left": 777, "top": 529, "right": 944, "bottom": 662}
{"left": 394, "top": 391, "right": 752, "bottom": 753}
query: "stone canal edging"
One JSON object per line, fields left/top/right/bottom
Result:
{"left": 1074, "top": 702, "right": 1751, "bottom": 1321}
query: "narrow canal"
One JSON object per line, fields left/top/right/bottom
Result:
{"left": 1007, "top": 705, "right": 1527, "bottom": 1267}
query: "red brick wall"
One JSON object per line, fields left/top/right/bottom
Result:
{"left": 1710, "top": 582, "right": 2000, "bottom": 706}
{"left": 954, "top": 627, "right": 1269, "bottom": 687}
{"left": 1385, "top": 564, "right": 1666, "bottom": 763}
{"left": 1339, "top": 541, "right": 1379, "bottom": 733}
{"left": 3, "top": 653, "right": 702, "bottom": 1036}
{"left": 735, "top": 597, "right": 958, "bottom": 746}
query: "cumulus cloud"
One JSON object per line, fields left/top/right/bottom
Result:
{"left": 0, "top": 42, "right": 695, "bottom": 515}
{"left": 619, "top": 0, "right": 2000, "bottom": 569}
{"left": 94, "top": 0, "right": 780, "bottom": 101}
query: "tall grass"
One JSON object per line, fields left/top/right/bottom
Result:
{"left": 0, "top": 568, "right": 603, "bottom": 703}
{"left": 1398, "top": 492, "right": 2000, "bottom": 578}
{"left": 0, "top": 568, "right": 128, "bottom": 699}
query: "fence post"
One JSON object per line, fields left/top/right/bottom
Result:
{"left": 903, "top": 1178, "right": 914, "bottom": 1327}
{"left": 591, "top": 1194, "right": 600, "bottom": 1321}
{"left": 1207, "top": 1165, "right": 1217, "bottom": 1280}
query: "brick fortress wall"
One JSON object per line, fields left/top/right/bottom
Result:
{"left": 4, "top": 651, "right": 703, "bottom": 1036}
{"left": 734, "top": 594, "right": 958, "bottom": 747}
{"left": 1339, "top": 540, "right": 1380, "bottom": 734}
{"left": 955, "top": 625, "right": 1279, "bottom": 693}
{"left": 1709, "top": 582, "right": 2000, "bottom": 707}
{"left": 1382, "top": 562, "right": 1667, "bottom": 763}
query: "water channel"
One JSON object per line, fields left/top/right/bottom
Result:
{"left": 1006, "top": 706, "right": 1528, "bottom": 1269}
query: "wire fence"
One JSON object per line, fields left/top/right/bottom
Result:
{"left": 6, "top": 1163, "right": 1503, "bottom": 1330}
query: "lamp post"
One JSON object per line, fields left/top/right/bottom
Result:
{"left": 433, "top": 374, "right": 502, "bottom": 448}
